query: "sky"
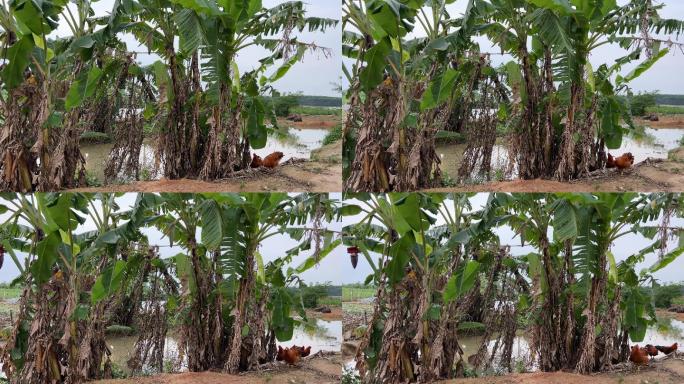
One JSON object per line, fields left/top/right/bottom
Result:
{"left": 342, "top": 0, "right": 684, "bottom": 95}
{"left": 0, "top": 193, "right": 682, "bottom": 286}
{"left": 51, "top": 0, "right": 341, "bottom": 97}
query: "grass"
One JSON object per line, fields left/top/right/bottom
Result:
{"left": 343, "top": 301, "right": 373, "bottom": 315}
{"left": 0, "top": 287, "right": 22, "bottom": 300}
{"left": 318, "top": 296, "right": 342, "bottom": 307}
{"left": 673, "top": 296, "right": 684, "bottom": 306}
{"left": 322, "top": 124, "right": 342, "bottom": 145}
{"left": 291, "top": 105, "right": 342, "bottom": 116}
{"left": 343, "top": 287, "right": 376, "bottom": 302}
{"left": 646, "top": 105, "right": 684, "bottom": 115}
{"left": 79, "top": 131, "right": 112, "bottom": 144}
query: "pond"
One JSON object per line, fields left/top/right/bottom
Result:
{"left": 438, "top": 127, "right": 684, "bottom": 182}
{"left": 105, "top": 317, "right": 341, "bottom": 375}
{"left": 344, "top": 317, "right": 684, "bottom": 375}
{"left": 81, "top": 127, "right": 329, "bottom": 184}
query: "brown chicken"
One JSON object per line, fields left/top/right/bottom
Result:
{"left": 262, "top": 151, "right": 284, "bottom": 168}
{"left": 613, "top": 152, "right": 635, "bottom": 170}
{"left": 276, "top": 346, "right": 285, "bottom": 361}
{"left": 251, "top": 154, "right": 263, "bottom": 168}
{"left": 645, "top": 344, "right": 659, "bottom": 360}
{"left": 296, "top": 346, "right": 311, "bottom": 357}
{"left": 629, "top": 345, "right": 650, "bottom": 366}
{"left": 606, "top": 153, "right": 616, "bottom": 168}
{"left": 655, "top": 343, "right": 678, "bottom": 355}
{"left": 281, "top": 346, "right": 301, "bottom": 365}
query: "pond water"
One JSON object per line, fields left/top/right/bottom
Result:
{"left": 105, "top": 317, "right": 341, "bottom": 375}
{"left": 81, "top": 127, "right": 329, "bottom": 184}
{"left": 438, "top": 127, "right": 684, "bottom": 182}
{"left": 344, "top": 317, "right": 684, "bottom": 375}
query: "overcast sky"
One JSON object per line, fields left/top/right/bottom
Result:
{"left": 52, "top": 0, "right": 341, "bottom": 97}
{"left": 343, "top": 0, "right": 684, "bottom": 95}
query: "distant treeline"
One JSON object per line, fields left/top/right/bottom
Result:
{"left": 655, "top": 94, "right": 684, "bottom": 106}
{"left": 297, "top": 95, "right": 342, "bottom": 107}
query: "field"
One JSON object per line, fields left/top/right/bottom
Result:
{"left": 342, "top": 287, "right": 375, "bottom": 302}
{"left": 647, "top": 104, "right": 684, "bottom": 115}
{"left": 292, "top": 106, "right": 343, "bottom": 116}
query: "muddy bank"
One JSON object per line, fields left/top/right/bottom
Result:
{"left": 92, "top": 353, "right": 344, "bottom": 384}
{"left": 306, "top": 306, "right": 342, "bottom": 321}
{"left": 71, "top": 140, "right": 342, "bottom": 193}
{"left": 439, "top": 355, "right": 684, "bottom": 384}
{"left": 430, "top": 151, "right": 684, "bottom": 193}
{"left": 277, "top": 114, "right": 341, "bottom": 128}
{"left": 635, "top": 114, "right": 684, "bottom": 128}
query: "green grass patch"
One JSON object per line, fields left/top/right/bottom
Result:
{"left": 672, "top": 296, "right": 684, "bottom": 306}
{"left": 322, "top": 124, "right": 342, "bottom": 145}
{"left": 0, "top": 287, "right": 22, "bottom": 300}
{"left": 318, "top": 296, "right": 342, "bottom": 307}
{"left": 343, "top": 287, "right": 376, "bottom": 301}
{"left": 80, "top": 131, "right": 112, "bottom": 144}
{"left": 105, "top": 325, "right": 136, "bottom": 336}
{"left": 647, "top": 105, "right": 684, "bottom": 115}
{"left": 291, "top": 106, "right": 342, "bottom": 116}
{"left": 343, "top": 301, "right": 373, "bottom": 315}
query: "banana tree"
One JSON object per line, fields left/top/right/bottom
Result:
{"left": 0, "top": 0, "right": 136, "bottom": 191}
{"left": 0, "top": 192, "right": 148, "bottom": 383}
{"left": 343, "top": 0, "right": 511, "bottom": 191}
{"left": 487, "top": 192, "right": 684, "bottom": 373}
{"left": 127, "top": 0, "right": 337, "bottom": 180}
{"left": 133, "top": 192, "right": 340, "bottom": 373}
{"left": 341, "top": 193, "right": 528, "bottom": 382}
{"left": 476, "top": 0, "right": 684, "bottom": 181}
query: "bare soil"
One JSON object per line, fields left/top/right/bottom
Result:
{"left": 635, "top": 115, "right": 684, "bottom": 128}
{"left": 71, "top": 140, "right": 342, "bottom": 193}
{"left": 278, "top": 115, "right": 341, "bottom": 129}
{"left": 92, "top": 353, "right": 344, "bottom": 384}
{"left": 306, "top": 306, "right": 342, "bottom": 321}
{"left": 430, "top": 151, "right": 684, "bottom": 193}
{"left": 439, "top": 355, "right": 684, "bottom": 384}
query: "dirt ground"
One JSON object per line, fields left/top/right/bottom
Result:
{"left": 439, "top": 355, "right": 684, "bottom": 384}
{"left": 635, "top": 115, "right": 684, "bottom": 128}
{"left": 430, "top": 150, "right": 684, "bottom": 193}
{"left": 277, "top": 114, "right": 341, "bottom": 129}
{"left": 306, "top": 306, "right": 342, "bottom": 321}
{"left": 72, "top": 140, "right": 342, "bottom": 193}
{"left": 92, "top": 353, "right": 344, "bottom": 384}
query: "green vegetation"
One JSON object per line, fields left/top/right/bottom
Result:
{"left": 292, "top": 105, "right": 342, "bottom": 116}
{"left": 342, "top": 287, "right": 376, "bottom": 301}
{"left": 656, "top": 94, "right": 684, "bottom": 106}
{"left": 79, "top": 131, "right": 113, "bottom": 144}
{"left": 0, "top": 193, "right": 340, "bottom": 382}
{"left": 628, "top": 92, "right": 657, "bottom": 116}
{"left": 341, "top": 193, "right": 684, "bottom": 381}
{"left": 322, "top": 124, "right": 343, "bottom": 145}
{"left": 0, "top": 0, "right": 337, "bottom": 190}
{"left": 638, "top": 283, "right": 684, "bottom": 308}
{"left": 0, "top": 285, "right": 22, "bottom": 300}
{"left": 647, "top": 105, "right": 684, "bottom": 115}
{"left": 297, "top": 95, "right": 342, "bottom": 107}
{"left": 268, "top": 95, "right": 301, "bottom": 117}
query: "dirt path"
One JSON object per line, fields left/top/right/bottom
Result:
{"left": 438, "top": 355, "right": 684, "bottom": 384}
{"left": 430, "top": 150, "right": 684, "bottom": 193}
{"left": 92, "top": 353, "right": 343, "bottom": 384}
{"left": 72, "top": 140, "right": 342, "bottom": 193}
